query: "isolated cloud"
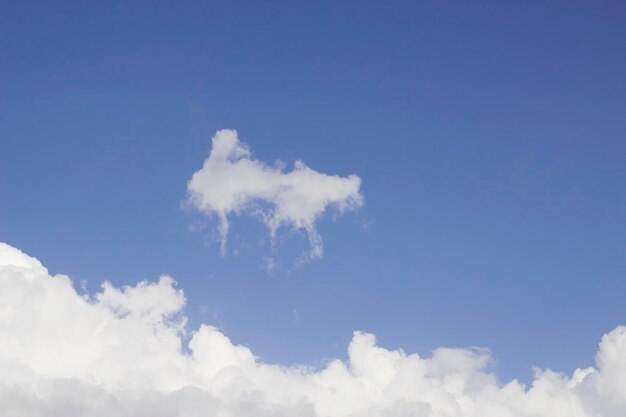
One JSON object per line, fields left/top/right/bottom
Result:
{"left": 2, "top": 241, "right": 626, "bottom": 417}
{"left": 186, "top": 130, "right": 363, "bottom": 261}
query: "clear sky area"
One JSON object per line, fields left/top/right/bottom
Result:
{"left": 2, "top": 0, "right": 625, "bottom": 395}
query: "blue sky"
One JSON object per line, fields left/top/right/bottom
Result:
{"left": 2, "top": 0, "right": 625, "bottom": 386}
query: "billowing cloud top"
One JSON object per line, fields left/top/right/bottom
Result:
{"left": 2, "top": 241, "right": 626, "bottom": 416}
{"left": 186, "top": 130, "right": 363, "bottom": 261}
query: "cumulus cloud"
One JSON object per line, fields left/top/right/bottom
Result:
{"left": 186, "top": 130, "right": 363, "bottom": 262}
{"left": 2, "top": 241, "right": 626, "bottom": 417}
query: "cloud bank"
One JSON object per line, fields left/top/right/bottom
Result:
{"left": 1, "top": 242, "right": 626, "bottom": 417}
{"left": 186, "top": 130, "right": 363, "bottom": 261}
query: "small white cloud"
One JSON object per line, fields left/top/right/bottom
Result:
{"left": 262, "top": 255, "right": 276, "bottom": 275}
{"left": 186, "top": 130, "right": 363, "bottom": 262}
{"left": 2, "top": 241, "right": 626, "bottom": 417}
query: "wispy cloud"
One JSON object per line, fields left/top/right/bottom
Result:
{"left": 186, "top": 130, "right": 363, "bottom": 263}
{"left": 1, "top": 242, "right": 625, "bottom": 417}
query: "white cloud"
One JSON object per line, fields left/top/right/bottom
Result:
{"left": 186, "top": 130, "right": 363, "bottom": 262}
{"left": 2, "top": 241, "right": 626, "bottom": 417}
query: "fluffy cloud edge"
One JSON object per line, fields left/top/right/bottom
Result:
{"left": 1, "top": 242, "right": 626, "bottom": 417}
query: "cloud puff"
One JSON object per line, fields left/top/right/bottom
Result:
{"left": 2, "top": 241, "right": 626, "bottom": 416}
{"left": 186, "top": 130, "right": 363, "bottom": 262}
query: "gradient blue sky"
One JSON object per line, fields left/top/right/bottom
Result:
{"left": 2, "top": 1, "right": 625, "bottom": 383}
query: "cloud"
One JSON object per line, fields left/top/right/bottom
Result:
{"left": 2, "top": 241, "right": 626, "bottom": 417}
{"left": 186, "top": 130, "right": 363, "bottom": 262}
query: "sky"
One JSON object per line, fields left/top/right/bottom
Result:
{"left": 1, "top": 2, "right": 626, "bottom": 414}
